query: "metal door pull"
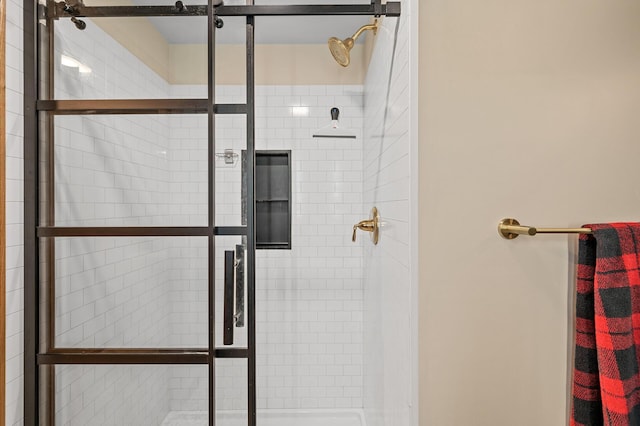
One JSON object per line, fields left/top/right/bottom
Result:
{"left": 223, "top": 251, "right": 235, "bottom": 346}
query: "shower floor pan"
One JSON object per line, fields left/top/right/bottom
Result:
{"left": 162, "top": 409, "right": 366, "bottom": 426}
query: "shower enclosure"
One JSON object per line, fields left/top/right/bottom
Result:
{"left": 23, "top": 1, "right": 401, "bottom": 425}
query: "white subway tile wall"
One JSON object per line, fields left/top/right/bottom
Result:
{"left": 5, "top": 0, "right": 24, "bottom": 425}
{"left": 253, "top": 84, "right": 364, "bottom": 411}
{"left": 6, "top": 9, "right": 367, "bottom": 425}
{"left": 54, "top": 20, "right": 171, "bottom": 100}
{"left": 52, "top": 16, "right": 175, "bottom": 426}
{"left": 54, "top": 237, "right": 175, "bottom": 349}
{"left": 167, "top": 84, "right": 365, "bottom": 411}
{"left": 54, "top": 365, "right": 177, "bottom": 426}
{"left": 362, "top": 1, "right": 414, "bottom": 426}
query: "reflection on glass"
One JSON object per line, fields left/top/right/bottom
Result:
{"left": 215, "top": 114, "right": 247, "bottom": 227}
{"left": 55, "top": 365, "right": 208, "bottom": 425}
{"left": 53, "top": 17, "right": 207, "bottom": 99}
{"left": 217, "top": 358, "right": 249, "bottom": 425}
{"left": 53, "top": 115, "right": 207, "bottom": 227}
{"left": 53, "top": 237, "right": 207, "bottom": 349}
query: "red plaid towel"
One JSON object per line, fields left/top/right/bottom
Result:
{"left": 572, "top": 224, "right": 640, "bottom": 426}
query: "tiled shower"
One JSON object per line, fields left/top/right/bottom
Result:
{"left": 5, "top": 0, "right": 416, "bottom": 425}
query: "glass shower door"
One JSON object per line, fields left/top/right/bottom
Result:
{"left": 25, "top": 2, "right": 251, "bottom": 425}
{"left": 24, "top": 2, "right": 398, "bottom": 425}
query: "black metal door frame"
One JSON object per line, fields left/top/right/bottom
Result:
{"left": 23, "top": 2, "right": 400, "bottom": 425}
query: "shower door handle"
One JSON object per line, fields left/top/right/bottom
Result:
{"left": 234, "top": 245, "right": 245, "bottom": 328}
{"left": 223, "top": 250, "right": 235, "bottom": 345}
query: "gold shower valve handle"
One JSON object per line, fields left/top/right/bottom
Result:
{"left": 352, "top": 220, "right": 374, "bottom": 241}
{"left": 352, "top": 207, "right": 380, "bottom": 245}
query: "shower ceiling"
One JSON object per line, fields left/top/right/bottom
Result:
{"left": 129, "top": 0, "right": 372, "bottom": 44}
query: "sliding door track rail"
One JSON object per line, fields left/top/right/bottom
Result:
{"left": 49, "top": 2, "right": 401, "bottom": 19}
{"left": 37, "top": 100, "right": 247, "bottom": 115}
{"left": 38, "top": 348, "right": 249, "bottom": 365}
{"left": 37, "top": 226, "right": 247, "bottom": 237}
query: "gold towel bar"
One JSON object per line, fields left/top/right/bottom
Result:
{"left": 498, "top": 218, "right": 593, "bottom": 240}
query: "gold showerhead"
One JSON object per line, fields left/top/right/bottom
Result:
{"left": 328, "top": 20, "right": 378, "bottom": 67}
{"left": 328, "top": 37, "right": 354, "bottom": 67}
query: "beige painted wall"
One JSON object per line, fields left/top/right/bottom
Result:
{"left": 418, "top": 1, "right": 640, "bottom": 425}
{"left": 86, "top": 0, "right": 371, "bottom": 85}
{"left": 92, "top": 17, "right": 171, "bottom": 81}
{"left": 169, "top": 44, "right": 367, "bottom": 85}
{"left": 86, "top": 0, "right": 171, "bottom": 80}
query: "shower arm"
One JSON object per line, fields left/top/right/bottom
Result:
{"left": 351, "top": 22, "right": 378, "bottom": 42}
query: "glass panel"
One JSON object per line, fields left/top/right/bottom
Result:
{"left": 53, "top": 16, "right": 207, "bottom": 99}
{"left": 216, "top": 358, "right": 248, "bottom": 426}
{"left": 252, "top": 0, "right": 369, "bottom": 3}
{"left": 255, "top": 83, "right": 366, "bottom": 421}
{"left": 167, "top": 365, "right": 210, "bottom": 419}
{"left": 215, "top": 84, "right": 246, "bottom": 112}
{"left": 51, "top": 237, "right": 207, "bottom": 349}
{"left": 253, "top": 15, "right": 371, "bottom": 46}
{"left": 215, "top": 15, "right": 246, "bottom": 104}
{"left": 215, "top": 115, "right": 247, "bottom": 227}
{"left": 55, "top": 365, "right": 208, "bottom": 426}
{"left": 53, "top": 114, "right": 207, "bottom": 227}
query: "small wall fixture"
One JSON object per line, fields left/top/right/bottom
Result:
{"left": 215, "top": 149, "right": 239, "bottom": 165}
{"left": 353, "top": 207, "right": 380, "bottom": 245}
{"left": 312, "top": 107, "right": 356, "bottom": 139}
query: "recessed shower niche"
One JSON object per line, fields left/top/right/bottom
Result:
{"left": 242, "top": 151, "right": 291, "bottom": 249}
